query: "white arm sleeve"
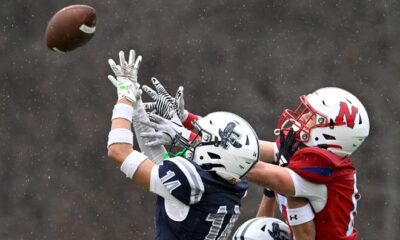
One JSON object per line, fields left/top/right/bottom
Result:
{"left": 287, "top": 168, "right": 327, "bottom": 213}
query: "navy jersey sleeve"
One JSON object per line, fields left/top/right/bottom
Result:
{"left": 158, "top": 157, "right": 205, "bottom": 205}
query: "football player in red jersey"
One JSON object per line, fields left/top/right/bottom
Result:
{"left": 248, "top": 87, "right": 370, "bottom": 240}
{"left": 140, "top": 82, "right": 369, "bottom": 240}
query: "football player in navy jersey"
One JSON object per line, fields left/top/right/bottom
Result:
{"left": 106, "top": 50, "right": 260, "bottom": 240}
{"left": 141, "top": 79, "right": 370, "bottom": 240}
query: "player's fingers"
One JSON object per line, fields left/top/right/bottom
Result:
{"left": 144, "top": 102, "right": 157, "bottom": 112}
{"left": 134, "top": 55, "right": 142, "bottom": 70}
{"left": 108, "top": 75, "right": 118, "bottom": 87}
{"left": 140, "top": 119, "right": 158, "bottom": 130}
{"left": 175, "top": 86, "right": 184, "bottom": 100}
{"left": 151, "top": 77, "right": 169, "bottom": 96}
{"left": 119, "top": 50, "right": 127, "bottom": 68}
{"left": 108, "top": 59, "right": 119, "bottom": 73}
{"left": 142, "top": 85, "right": 158, "bottom": 100}
{"left": 149, "top": 113, "right": 166, "bottom": 123}
{"left": 128, "top": 49, "right": 135, "bottom": 66}
{"left": 176, "top": 86, "right": 185, "bottom": 109}
{"left": 145, "top": 140, "right": 163, "bottom": 147}
{"left": 289, "top": 128, "right": 297, "bottom": 143}
{"left": 140, "top": 132, "right": 159, "bottom": 138}
{"left": 279, "top": 130, "right": 285, "bottom": 146}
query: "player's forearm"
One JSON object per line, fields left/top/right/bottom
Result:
{"left": 247, "top": 162, "right": 295, "bottom": 196}
{"left": 259, "top": 140, "right": 276, "bottom": 163}
{"left": 290, "top": 221, "right": 316, "bottom": 240}
{"left": 287, "top": 197, "right": 316, "bottom": 240}
{"left": 108, "top": 99, "right": 135, "bottom": 165}
{"left": 256, "top": 195, "right": 276, "bottom": 217}
{"left": 107, "top": 99, "right": 154, "bottom": 189}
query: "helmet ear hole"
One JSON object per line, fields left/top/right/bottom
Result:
{"left": 207, "top": 152, "right": 221, "bottom": 159}
{"left": 322, "top": 134, "right": 336, "bottom": 140}
{"left": 261, "top": 224, "right": 267, "bottom": 232}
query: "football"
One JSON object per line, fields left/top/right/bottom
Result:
{"left": 45, "top": 5, "right": 96, "bottom": 52}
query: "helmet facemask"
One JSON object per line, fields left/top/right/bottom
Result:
{"left": 277, "top": 95, "right": 330, "bottom": 144}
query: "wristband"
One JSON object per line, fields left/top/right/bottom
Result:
{"left": 263, "top": 188, "right": 275, "bottom": 198}
{"left": 286, "top": 203, "right": 315, "bottom": 226}
{"left": 182, "top": 112, "right": 200, "bottom": 130}
{"left": 107, "top": 128, "right": 133, "bottom": 148}
{"left": 112, "top": 103, "right": 133, "bottom": 122}
{"left": 120, "top": 150, "right": 148, "bottom": 179}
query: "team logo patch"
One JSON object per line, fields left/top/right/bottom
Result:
{"left": 335, "top": 102, "right": 358, "bottom": 128}
{"left": 218, "top": 122, "right": 242, "bottom": 149}
{"left": 268, "top": 222, "right": 291, "bottom": 240}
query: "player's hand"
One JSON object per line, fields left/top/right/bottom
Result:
{"left": 108, "top": 50, "right": 142, "bottom": 102}
{"left": 140, "top": 113, "right": 191, "bottom": 147}
{"left": 142, "top": 78, "right": 188, "bottom": 121}
{"left": 277, "top": 128, "right": 299, "bottom": 167}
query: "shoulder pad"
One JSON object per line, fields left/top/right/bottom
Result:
{"left": 287, "top": 147, "right": 354, "bottom": 184}
{"left": 159, "top": 157, "right": 204, "bottom": 205}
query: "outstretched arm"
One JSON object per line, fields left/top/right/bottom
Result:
{"left": 247, "top": 161, "right": 295, "bottom": 196}
{"left": 256, "top": 190, "right": 276, "bottom": 217}
{"left": 108, "top": 99, "right": 154, "bottom": 189}
{"left": 259, "top": 140, "right": 277, "bottom": 163}
{"left": 106, "top": 50, "right": 156, "bottom": 189}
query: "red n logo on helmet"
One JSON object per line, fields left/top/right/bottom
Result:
{"left": 335, "top": 102, "right": 358, "bottom": 128}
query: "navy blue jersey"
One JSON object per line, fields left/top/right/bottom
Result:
{"left": 154, "top": 156, "right": 247, "bottom": 240}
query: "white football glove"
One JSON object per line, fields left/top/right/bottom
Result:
{"left": 142, "top": 78, "right": 188, "bottom": 121}
{"left": 140, "top": 113, "right": 192, "bottom": 147}
{"left": 108, "top": 50, "right": 142, "bottom": 102}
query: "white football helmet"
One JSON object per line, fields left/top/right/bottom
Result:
{"left": 190, "top": 111, "right": 260, "bottom": 183}
{"left": 232, "top": 217, "right": 292, "bottom": 240}
{"left": 277, "top": 87, "right": 370, "bottom": 157}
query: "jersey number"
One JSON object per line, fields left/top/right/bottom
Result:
{"left": 205, "top": 206, "right": 239, "bottom": 240}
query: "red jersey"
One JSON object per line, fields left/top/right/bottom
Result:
{"left": 280, "top": 147, "right": 360, "bottom": 240}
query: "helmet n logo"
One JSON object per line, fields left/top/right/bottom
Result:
{"left": 219, "top": 122, "right": 242, "bottom": 149}
{"left": 335, "top": 102, "right": 358, "bottom": 128}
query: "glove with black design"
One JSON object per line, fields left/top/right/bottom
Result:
{"left": 277, "top": 128, "right": 299, "bottom": 167}
{"left": 142, "top": 78, "right": 187, "bottom": 121}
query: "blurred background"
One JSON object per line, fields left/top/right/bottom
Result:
{"left": 1, "top": 0, "right": 399, "bottom": 239}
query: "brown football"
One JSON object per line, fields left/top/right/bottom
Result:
{"left": 45, "top": 5, "right": 96, "bottom": 52}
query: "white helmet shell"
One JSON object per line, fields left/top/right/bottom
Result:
{"left": 232, "top": 217, "right": 292, "bottom": 240}
{"left": 192, "top": 111, "right": 259, "bottom": 182}
{"left": 278, "top": 87, "right": 370, "bottom": 157}
{"left": 305, "top": 87, "right": 370, "bottom": 157}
